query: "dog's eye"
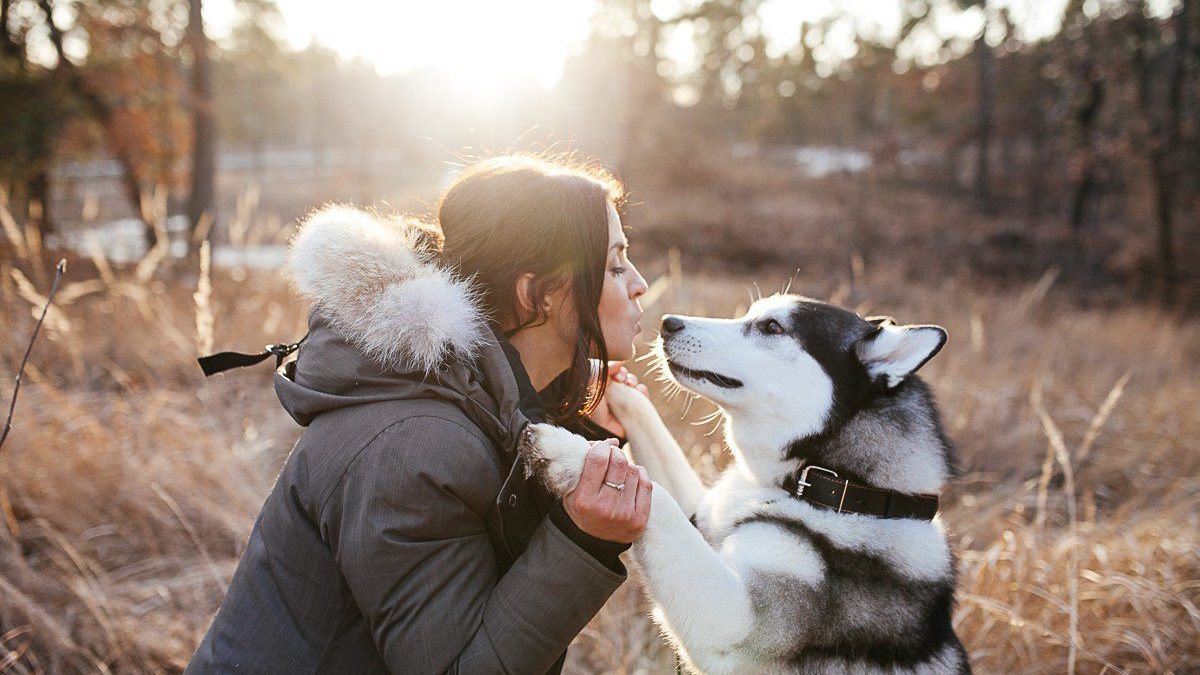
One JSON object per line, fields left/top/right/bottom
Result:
{"left": 761, "top": 319, "right": 785, "bottom": 335}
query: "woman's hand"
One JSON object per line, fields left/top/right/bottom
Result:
{"left": 588, "top": 362, "right": 650, "bottom": 438}
{"left": 563, "top": 439, "right": 652, "bottom": 544}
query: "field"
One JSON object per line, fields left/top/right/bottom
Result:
{"left": 1, "top": 161, "right": 1198, "bottom": 674}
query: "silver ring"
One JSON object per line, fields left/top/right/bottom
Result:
{"left": 603, "top": 481, "right": 626, "bottom": 491}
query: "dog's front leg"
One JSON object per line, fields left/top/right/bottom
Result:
{"left": 522, "top": 423, "right": 755, "bottom": 673}
{"left": 606, "top": 384, "right": 706, "bottom": 517}
{"left": 632, "top": 488, "right": 756, "bottom": 675}
{"left": 519, "top": 423, "right": 594, "bottom": 496}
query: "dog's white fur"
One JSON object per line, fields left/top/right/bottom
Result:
{"left": 288, "top": 205, "right": 489, "bottom": 374}
{"left": 522, "top": 296, "right": 963, "bottom": 674}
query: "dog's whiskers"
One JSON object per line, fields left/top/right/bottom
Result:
{"left": 691, "top": 406, "right": 723, "bottom": 433}
{"left": 633, "top": 350, "right": 659, "bottom": 364}
{"left": 702, "top": 411, "right": 725, "bottom": 437}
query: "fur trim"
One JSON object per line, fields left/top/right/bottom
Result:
{"left": 287, "top": 205, "right": 489, "bottom": 374}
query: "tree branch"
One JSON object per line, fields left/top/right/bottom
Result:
{"left": 1, "top": 259, "right": 66, "bottom": 451}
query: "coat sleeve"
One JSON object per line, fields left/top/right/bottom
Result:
{"left": 323, "top": 414, "right": 625, "bottom": 675}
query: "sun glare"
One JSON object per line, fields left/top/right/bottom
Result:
{"left": 271, "top": 0, "right": 597, "bottom": 96}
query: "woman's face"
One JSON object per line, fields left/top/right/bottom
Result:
{"left": 596, "top": 203, "right": 648, "bottom": 361}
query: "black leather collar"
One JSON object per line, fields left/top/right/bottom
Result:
{"left": 783, "top": 465, "right": 939, "bottom": 521}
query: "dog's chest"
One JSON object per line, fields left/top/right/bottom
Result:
{"left": 693, "top": 469, "right": 786, "bottom": 546}
{"left": 693, "top": 469, "right": 955, "bottom": 586}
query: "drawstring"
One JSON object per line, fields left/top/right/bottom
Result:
{"left": 197, "top": 333, "right": 308, "bottom": 377}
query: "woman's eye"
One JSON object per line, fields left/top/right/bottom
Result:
{"left": 762, "top": 319, "right": 784, "bottom": 335}
{"left": 610, "top": 266, "right": 627, "bottom": 276}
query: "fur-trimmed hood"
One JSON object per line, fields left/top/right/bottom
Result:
{"left": 274, "top": 205, "right": 525, "bottom": 442}
{"left": 286, "top": 205, "right": 489, "bottom": 375}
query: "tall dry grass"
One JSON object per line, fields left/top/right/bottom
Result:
{"left": 1, "top": 197, "right": 307, "bottom": 673}
{"left": 1, "top": 182, "right": 1198, "bottom": 673}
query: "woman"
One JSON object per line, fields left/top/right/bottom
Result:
{"left": 187, "top": 155, "right": 653, "bottom": 674}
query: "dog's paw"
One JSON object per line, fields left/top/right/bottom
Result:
{"left": 605, "top": 380, "right": 657, "bottom": 422}
{"left": 518, "top": 423, "right": 592, "bottom": 497}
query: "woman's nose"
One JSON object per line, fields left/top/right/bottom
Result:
{"left": 630, "top": 268, "right": 648, "bottom": 298}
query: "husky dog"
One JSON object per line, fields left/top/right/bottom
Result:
{"left": 521, "top": 294, "right": 970, "bottom": 674}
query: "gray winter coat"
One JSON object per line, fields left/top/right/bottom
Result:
{"left": 186, "top": 206, "right": 626, "bottom": 674}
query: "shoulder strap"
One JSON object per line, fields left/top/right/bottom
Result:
{"left": 197, "top": 334, "right": 308, "bottom": 377}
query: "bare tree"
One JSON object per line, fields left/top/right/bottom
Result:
{"left": 36, "top": 0, "right": 157, "bottom": 246}
{"left": 186, "top": 0, "right": 217, "bottom": 250}
{"left": 974, "top": 1, "right": 997, "bottom": 215}
{"left": 3, "top": 0, "right": 56, "bottom": 235}
{"left": 0, "top": 0, "right": 19, "bottom": 61}
{"left": 1068, "top": 57, "right": 1104, "bottom": 234}
{"left": 1131, "top": 0, "right": 1190, "bottom": 299}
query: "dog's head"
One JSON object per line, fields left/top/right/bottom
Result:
{"left": 656, "top": 294, "right": 946, "bottom": 451}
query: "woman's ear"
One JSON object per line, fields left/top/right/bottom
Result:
{"left": 515, "top": 272, "right": 537, "bottom": 319}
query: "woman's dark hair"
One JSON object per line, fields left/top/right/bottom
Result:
{"left": 432, "top": 154, "right": 624, "bottom": 423}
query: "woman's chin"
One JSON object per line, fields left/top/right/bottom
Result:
{"left": 599, "top": 324, "right": 639, "bottom": 361}
{"left": 608, "top": 341, "right": 636, "bottom": 362}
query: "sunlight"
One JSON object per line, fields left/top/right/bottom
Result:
{"left": 273, "top": 0, "right": 596, "bottom": 95}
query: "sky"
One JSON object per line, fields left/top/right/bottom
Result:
{"left": 202, "top": 0, "right": 1176, "bottom": 88}
{"left": 205, "top": 0, "right": 596, "bottom": 88}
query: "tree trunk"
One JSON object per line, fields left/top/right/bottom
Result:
{"left": 1069, "top": 62, "right": 1104, "bottom": 233}
{"left": 974, "top": 16, "right": 996, "bottom": 216}
{"left": 1027, "top": 51, "right": 1048, "bottom": 224}
{"left": 1, "top": 0, "right": 23, "bottom": 62}
{"left": 186, "top": 0, "right": 217, "bottom": 252}
{"left": 614, "top": 0, "right": 663, "bottom": 179}
{"left": 36, "top": 0, "right": 155, "bottom": 248}
{"left": 1155, "top": 0, "right": 1190, "bottom": 300}
{"left": 28, "top": 168, "right": 51, "bottom": 233}
{"left": 1132, "top": 0, "right": 1188, "bottom": 300}
{"left": 4, "top": 0, "right": 54, "bottom": 237}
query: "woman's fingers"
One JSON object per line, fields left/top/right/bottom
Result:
{"left": 603, "top": 360, "right": 650, "bottom": 394}
{"left": 600, "top": 441, "right": 630, "bottom": 496}
{"left": 577, "top": 440, "right": 617, "bottom": 495}
{"left": 605, "top": 361, "right": 642, "bottom": 386}
{"left": 565, "top": 449, "right": 652, "bottom": 543}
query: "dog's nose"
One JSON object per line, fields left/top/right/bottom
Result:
{"left": 661, "top": 315, "right": 685, "bottom": 335}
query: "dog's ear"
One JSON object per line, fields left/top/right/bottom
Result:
{"left": 855, "top": 323, "right": 947, "bottom": 388}
{"left": 865, "top": 315, "right": 896, "bottom": 327}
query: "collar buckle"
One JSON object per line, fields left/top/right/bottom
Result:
{"left": 794, "top": 465, "right": 838, "bottom": 498}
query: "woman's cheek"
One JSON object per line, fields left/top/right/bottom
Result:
{"left": 602, "top": 280, "right": 625, "bottom": 328}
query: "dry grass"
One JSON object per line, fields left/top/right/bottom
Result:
{"left": 1, "top": 176, "right": 1198, "bottom": 674}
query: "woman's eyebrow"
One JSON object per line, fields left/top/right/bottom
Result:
{"left": 609, "top": 240, "right": 628, "bottom": 253}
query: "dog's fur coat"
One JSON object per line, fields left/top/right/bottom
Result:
{"left": 522, "top": 295, "right": 971, "bottom": 674}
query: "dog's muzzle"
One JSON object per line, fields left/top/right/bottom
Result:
{"left": 666, "top": 360, "right": 744, "bottom": 389}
